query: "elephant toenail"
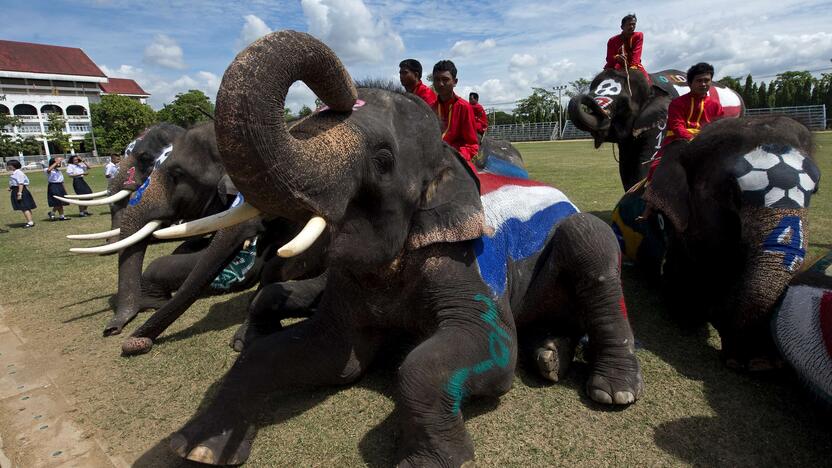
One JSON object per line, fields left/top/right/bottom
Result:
{"left": 613, "top": 391, "right": 635, "bottom": 405}
{"left": 588, "top": 388, "right": 613, "bottom": 404}
{"left": 187, "top": 445, "right": 216, "bottom": 464}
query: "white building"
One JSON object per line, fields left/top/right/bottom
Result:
{"left": 0, "top": 39, "right": 150, "bottom": 157}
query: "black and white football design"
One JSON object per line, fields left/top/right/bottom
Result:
{"left": 733, "top": 144, "right": 820, "bottom": 209}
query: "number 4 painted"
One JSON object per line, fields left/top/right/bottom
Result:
{"left": 763, "top": 216, "right": 804, "bottom": 271}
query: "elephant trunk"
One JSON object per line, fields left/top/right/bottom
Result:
{"left": 106, "top": 241, "right": 148, "bottom": 336}
{"left": 214, "top": 30, "right": 359, "bottom": 221}
{"left": 567, "top": 94, "right": 610, "bottom": 148}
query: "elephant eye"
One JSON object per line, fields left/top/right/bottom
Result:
{"left": 372, "top": 149, "right": 394, "bottom": 175}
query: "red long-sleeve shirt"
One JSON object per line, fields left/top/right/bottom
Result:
{"left": 604, "top": 32, "right": 649, "bottom": 81}
{"left": 408, "top": 80, "right": 437, "bottom": 107}
{"left": 431, "top": 94, "right": 479, "bottom": 162}
{"left": 471, "top": 102, "right": 488, "bottom": 135}
{"left": 664, "top": 92, "right": 724, "bottom": 143}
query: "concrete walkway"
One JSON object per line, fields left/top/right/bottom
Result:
{"left": 0, "top": 306, "right": 127, "bottom": 468}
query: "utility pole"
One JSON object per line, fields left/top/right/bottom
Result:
{"left": 553, "top": 84, "right": 567, "bottom": 139}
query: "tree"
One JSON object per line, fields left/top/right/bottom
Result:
{"left": 0, "top": 113, "right": 21, "bottom": 130}
{"left": 716, "top": 76, "right": 742, "bottom": 93}
{"left": 156, "top": 89, "right": 214, "bottom": 128}
{"left": 565, "top": 78, "right": 591, "bottom": 98}
{"left": 18, "top": 136, "right": 42, "bottom": 156}
{"left": 298, "top": 105, "right": 313, "bottom": 118}
{"left": 490, "top": 110, "right": 515, "bottom": 125}
{"left": 741, "top": 75, "right": 757, "bottom": 108}
{"left": 90, "top": 94, "right": 157, "bottom": 155}
{"left": 757, "top": 81, "right": 769, "bottom": 108}
{"left": 46, "top": 112, "right": 72, "bottom": 155}
{"left": 513, "top": 88, "right": 561, "bottom": 123}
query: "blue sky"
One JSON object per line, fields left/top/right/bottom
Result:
{"left": 4, "top": 0, "right": 831, "bottom": 111}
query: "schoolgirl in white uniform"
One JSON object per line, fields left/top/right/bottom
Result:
{"left": 66, "top": 155, "right": 92, "bottom": 217}
{"left": 45, "top": 157, "right": 70, "bottom": 221}
{"left": 6, "top": 159, "right": 36, "bottom": 228}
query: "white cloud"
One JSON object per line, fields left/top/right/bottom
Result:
{"left": 99, "top": 64, "right": 220, "bottom": 109}
{"left": 301, "top": 0, "right": 404, "bottom": 64}
{"left": 236, "top": 14, "right": 272, "bottom": 51}
{"left": 450, "top": 38, "right": 496, "bottom": 58}
{"left": 509, "top": 53, "right": 538, "bottom": 69}
{"left": 143, "top": 34, "right": 186, "bottom": 70}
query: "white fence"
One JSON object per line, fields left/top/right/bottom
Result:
{"left": 0, "top": 153, "right": 107, "bottom": 172}
{"left": 487, "top": 122, "right": 561, "bottom": 142}
{"left": 745, "top": 105, "right": 827, "bottom": 130}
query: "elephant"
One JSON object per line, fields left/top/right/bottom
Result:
{"left": 474, "top": 135, "right": 528, "bottom": 179}
{"left": 636, "top": 115, "right": 820, "bottom": 370}
{"left": 167, "top": 31, "right": 643, "bottom": 466}
{"left": 568, "top": 68, "right": 744, "bottom": 190}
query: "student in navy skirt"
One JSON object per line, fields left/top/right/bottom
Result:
{"left": 6, "top": 159, "right": 36, "bottom": 228}
{"left": 45, "top": 157, "right": 70, "bottom": 221}
{"left": 66, "top": 155, "right": 92, "bottom": 217}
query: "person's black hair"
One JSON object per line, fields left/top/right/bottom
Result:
{"left": 433, "top": 60, "right": 458, "bottom": 79}
{"left": 399, "top": 59, "right": 423, "bottom": 79}
{"left": 621, "top": 13, "right": 637, "bottom": 27}
{"left": 48, "top": 157, "right": 57, "bottom": 167}
{"left": 68, "top": 155, "right": 79, "bottom": 164}
{"left": 6, "top": 159, "right": 21, "bottom": 169}
{"left": 686, "top": 62, "right": 715, "bottom": 84}
{"left": 469, "top": 92, "right": 479, "bottom": 100}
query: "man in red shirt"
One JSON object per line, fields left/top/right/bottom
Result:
{"left": 399, "top": 59, "right": 437, "bottom": 107}
{"left": 604, "top": 14, "right": 648, "bottom": 81}
{"left": 469, "top": 92, "right": 489, "bottom": 137}
{"left": 430, "top": 60, "right": 479, "bottom": 163}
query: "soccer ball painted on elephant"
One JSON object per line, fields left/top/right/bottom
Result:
{"left": 568, "top": 68, "right": 744, "bottom": 190}
{"left": 166, "top": 31, "right": 644, "bottom": 466}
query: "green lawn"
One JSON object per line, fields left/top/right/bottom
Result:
{"left": 0, "top": 135, "right": 830, "bottom": 466}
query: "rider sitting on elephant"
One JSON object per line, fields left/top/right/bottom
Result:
{"left": 431, "top": 59, "right": 480, "bottom": 164}
{"left": 604, "top": 13, "right": 649, "bottom": 82}
{"left": 399, "top": 58, "right": 437, "bottom": 107}
{"left": 646, "top": 62, "right": 725, "bottom": 181}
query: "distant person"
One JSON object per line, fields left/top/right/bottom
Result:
{"left": 105, "top": 154, "right": 120, "bottom": 179}
{"left": 66, "top": 155, "right": 92, "bottom": 217}
{"left": 430, "top": 60, "right": 479, "bottom": 163}
{"left": 6, "top": 160, "right": 36, "bottom": 228}
{"left": 399, "top": 59, "right": 437, "bottom": 107}
{"left": 604, "top": 13, "right": 649, "bottom": 81}
{"left": 469, "top": 92, "right": 489, "bottom": 137}
{"left": 45, "top": 157, "right": 70, "bottom": 221}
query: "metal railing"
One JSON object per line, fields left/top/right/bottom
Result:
{"left": 487, "top": 122, "right": 561, "bottom": 142}
{"left": 745, "top": 105, "right": 827, "bottom": 130}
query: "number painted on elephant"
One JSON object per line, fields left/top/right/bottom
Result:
{"left": 123, "top": 137, "right": 141, "bottom": 157}
{"left": 763, "top": 216, "right": 804, "bottom": 272}
{"left": 123, "top": 166, "right": 136, "bottom": 187}
{"left": 445, "top": 294, "right": 511, "bottom": 414}
{"left": 211, "top": 239, "right": 258, "bottom": 290}
{"left": 594, "top": 79, "right": 622, "bottom": 96}
{"left": 474, "top": 173, "right": 578, "bottom": 297}
{"left": 128, "top": 176, "right": 150, "bottom": 206}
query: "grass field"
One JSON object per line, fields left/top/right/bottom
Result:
{"left": 1, "top": 135, "right": 831, "bottom": 467}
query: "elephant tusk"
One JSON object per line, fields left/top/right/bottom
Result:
{"left": 64, "top": 190, "right": 109, "bottom": 199}
{"left": 152, "top": 202, "right": 262, "bottom": 239}
{"left": 66, "top": 228, "right": 121, "bottom": 240}
{"left": 55, "top": 190, "right": 132, "bottom": 206}
{"left": 277, "top": 216, "right": 326, "bottom": 258}
{"left": 69, "top": 220, "right": 163, "bottom": 255}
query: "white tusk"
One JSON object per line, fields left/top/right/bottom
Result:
{"left": 55, "top": 190, "right": 132, "bottom": 206}
{"left": 70, "top": 220, "right": 163, "bottom": 255}
{"left": 64, "top": 190, "right": 109, "bottom": 199}
{"left": 277, "top": 216, "right": 326, "bottom": 258}
{"left": 152, "top": 202, "right": 262, "bottom": 239}
{"left": 66, "top": 228, "right": 121, "bottom": 240}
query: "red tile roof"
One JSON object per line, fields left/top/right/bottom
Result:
{"left": 0, "top": 40, "right": 106, "bottom": 78}
{"left": 100, "top": 77, "right": 150, "bottom": 96}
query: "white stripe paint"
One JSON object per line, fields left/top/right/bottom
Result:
{"left": 482, "top": 185, "right": 577, "bottom": 231}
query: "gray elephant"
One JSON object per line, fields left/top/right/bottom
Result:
{"left": 474, "top": 135, "right": 528, "bottom": 179}
{"left": 568, "top": 68, "right": 744, "bottom": 190}
{"left": 168, "top": 31, "right": 642, "bottom": 466}
{"left": 639, "top": 116, "right": 820, "bottom": 370}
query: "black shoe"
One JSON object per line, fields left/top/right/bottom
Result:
{"left": 59, "top": 216, "right": 70, "bottom": 221}
{"left": 79, "top": 212, "right": 88, "bottom": 217}
{"left": 48, "top": 212, "right": 55, "bottom": 221}
{"left": 23, "top": 223, "right": 35, "bottom": 228}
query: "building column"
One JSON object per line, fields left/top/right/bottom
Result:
{"left": 42, "top": 139, "right": 50, "bottom": 157}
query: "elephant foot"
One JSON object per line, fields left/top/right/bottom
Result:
{"left": 122, "top": 337, "right": 154, "bottom": 356}
{"left": 230, "top": 316, "right": 284, "bottom": 353}
{"left": 534, "top": 336, "right": 575, "bottom": 383}
{"left": 586, "top": 350, "right": 643, "bottom": 406}
{"left": 170, "top": 418, "right": 255, "bottom": 466}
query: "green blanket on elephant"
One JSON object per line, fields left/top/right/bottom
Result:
{"left": 610, "top": 179, "right": 668, "bottom": 276}
{"left": 211, "top": 239, "right": 258, "bottom": 291}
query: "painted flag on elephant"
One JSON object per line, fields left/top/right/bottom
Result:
{"left": 474, "top": 173, "right": 579, "bottom": 297}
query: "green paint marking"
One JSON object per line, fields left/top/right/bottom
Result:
{"left": 445, "top": 294, "right": 512, "bottom": 414}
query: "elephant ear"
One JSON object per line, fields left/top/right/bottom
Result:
{"left": 406, "top": 146, "right": 485, "bottom": 250}
{"left": 643, "top": 146, "right": 691, "bottom": 232}
{"left": 632, "top": 95, "right": 671, "bottom": 138}
{"left": 216, "top": 174, "right": 239, "bottom": 207}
